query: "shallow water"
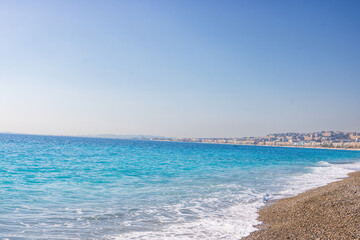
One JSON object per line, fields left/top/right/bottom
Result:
{"left": 1, "top": 134, "right": 360, "bottom": 239}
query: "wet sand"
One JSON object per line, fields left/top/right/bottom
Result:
{"left": 243, "top": 171, "right": 360, "bottom": 240}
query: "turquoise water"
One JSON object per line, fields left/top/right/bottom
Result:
{"left": 1, "top": 134, "right": 360, "bottom": 239}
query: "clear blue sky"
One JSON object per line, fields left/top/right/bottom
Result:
{"left": 1, "top": 0, "right": 359, "bottom": 137}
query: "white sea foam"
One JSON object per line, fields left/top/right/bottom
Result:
{"left": 279, "top": 161, "right": 360, "bottom": 197}
{"left": 113, "top": 160, "right": 360, "bottom": 240}
{"left": 113, "top": 199, "right": 263, "bottom": 240}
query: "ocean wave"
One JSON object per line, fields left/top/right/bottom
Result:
{"left": 114, "top": 160, "right": 360, "bottom": 240}
{"left": 113, "top": 199, "right": 263, "bottom": 240}
{"left": 279, "top": 160, "right": 360, "bottom": 197}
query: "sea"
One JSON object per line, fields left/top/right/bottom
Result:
{"left": 1, "top": 134, "right": 360, "bottom": 240}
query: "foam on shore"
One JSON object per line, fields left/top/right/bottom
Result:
{"left": 279, "top": 160, "right": 360, "bottom": 197}
{"left": 114, "top": 160, "right": 360, "bottom": 240}
{"left": 243, "top": 171, "right": 360, "bottom": 239}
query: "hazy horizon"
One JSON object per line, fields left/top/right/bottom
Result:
{"left": 1, "top": 1, "right": 359, "bottom": 138}
{"left": 1, "top": 129, "right": 359, "bottom": 140}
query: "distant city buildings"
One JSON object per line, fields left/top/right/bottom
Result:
{"left": 148, "top": 131, "right": 360, "bottom": 149}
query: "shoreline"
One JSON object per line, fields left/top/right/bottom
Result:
{"left": 2, "top": 133, "right": 359, "bottom": 151}
{"left": 151, "top": 139, "right": 360, "bottom": 151}
{"left": 243, "top": 171, "right": 360, "bottom": 240}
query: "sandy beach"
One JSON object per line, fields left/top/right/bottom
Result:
{"left": 244, "top": 171, "right": 360, "bottom": 240}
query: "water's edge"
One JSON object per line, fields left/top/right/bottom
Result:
{"left": 243, "top": 163, "right": 360, "bottom": 239}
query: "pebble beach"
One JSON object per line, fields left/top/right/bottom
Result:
{"left": 244, "top": 171, "right": 360, "bottom": 240}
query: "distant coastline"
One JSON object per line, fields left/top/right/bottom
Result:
{"left": 151, "top": 139, "right": 360, "bottom": 151}
{"left": 148, "top": 131, "right": 360, "bottom": 151}
{"left": 1, "top": 131, "right": 359, "bottom": 151}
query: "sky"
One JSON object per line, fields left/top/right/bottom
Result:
{"left": 0, "top": 0, "right": 359, "bottom": 138}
